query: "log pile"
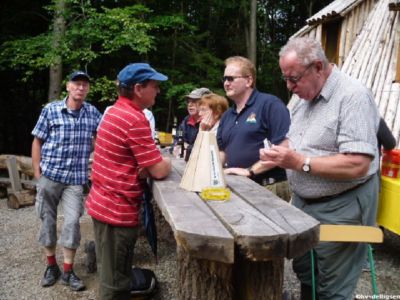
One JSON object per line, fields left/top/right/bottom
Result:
{"left": 341, "top": 0, "right": 400, "bottom": 147}
{"left": 293, "top": 0, "right": 376, "bottom": 68}
{"left": 289, "top": 0, "right": 400, "bottom": 148}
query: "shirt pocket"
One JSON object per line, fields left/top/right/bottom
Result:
{"left": 308, "top": 117, "right": 339, "bottom": 153}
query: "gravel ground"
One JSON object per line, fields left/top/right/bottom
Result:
{"left": 0, "top": 197, "right": 399, "bottom": 300}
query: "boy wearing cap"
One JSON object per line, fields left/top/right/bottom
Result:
{"left": 32, "top": 71, "right": 102, "bottom": 291}
{"left": 178, "top": 87, "right": 211, "bottom": 161}
{"left": 86, "top": 63, "right": 171, "bottom": 299}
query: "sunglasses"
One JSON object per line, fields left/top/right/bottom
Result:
{"left": 222, "top": 75, "right": 249, "bottom": 83}
{"left": 281, "top": 64, "right": 314, "bottom": 84}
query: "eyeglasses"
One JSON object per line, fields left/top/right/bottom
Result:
{"left": 222, "top": 75, "right": 249, "bottom": 83}
{"left": 281, "top": 64, "right": 314, "bottom": 84}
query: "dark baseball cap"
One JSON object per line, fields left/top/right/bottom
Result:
{"left": 69, "top": 71, "right": 90, "bottom": 82}
{"left": 117, "top": 63, "right": 168, "bottom": 88}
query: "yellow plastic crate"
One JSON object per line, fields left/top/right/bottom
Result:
{"left": 377, "top": 176, "right": 400, "bottom": 235}
{"left": 157, "top": 131, "right": 173, "bottom": 146}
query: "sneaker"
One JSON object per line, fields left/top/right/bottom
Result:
{"left": 41, "top": 264, "right": 61, "bottom": 287}
{"left": 61, "top": 270, "right": 86, "bottom": 291}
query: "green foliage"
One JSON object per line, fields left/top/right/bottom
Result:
{"left": 88, "top": 76, "right": 118, "bottom": 103}
{"left": 0, "top": 0, "right": 337, "bottom": 153}
{"left": 0, "top": 1, "right": 155, "bottom": 80}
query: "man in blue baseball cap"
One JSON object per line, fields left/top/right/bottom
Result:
{"left": 32, "top": 70, "right": 101, "bottom": 291}
{"left": 86, "top": 63, "right": 171, "bottom": 299}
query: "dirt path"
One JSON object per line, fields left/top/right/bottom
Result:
{"left": 1, "top": 198, "right": 399, "bottom": 299}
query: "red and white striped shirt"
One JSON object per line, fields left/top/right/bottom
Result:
{"left": 86, "top": 96, "right": 162, "bottom": 227}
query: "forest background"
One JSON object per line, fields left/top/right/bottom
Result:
{"left": 0, "top": 0, "right": 334, "bottom": 156}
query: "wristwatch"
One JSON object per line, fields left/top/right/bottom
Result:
{"left": 247, "top": 167, "right": 256, "bottom": 179}
{"left": 302, "top": 157, "right": 311, "bottom": 173}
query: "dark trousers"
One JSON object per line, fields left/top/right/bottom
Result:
{"left": 92, "top": 218, "right": 139, "bottom": 300}
{"left": 292, "top": 173, "right": 379, "bottom": 299}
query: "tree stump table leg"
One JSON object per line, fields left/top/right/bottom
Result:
{"left": 177, "top": 246, "right": 233, "bottom": 300}
{"left": 234, "top": 251, "right": 284, "bottom": 300}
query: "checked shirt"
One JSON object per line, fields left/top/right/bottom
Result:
{"left": 32, "top": 98, "right": 102, "bottom": 185}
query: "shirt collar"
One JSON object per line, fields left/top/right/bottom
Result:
{"left": 318, "top": 64, "right": 340, "bottom": 102}
{"left": 117, "top": 96, "right": 142, "bottom": 112}
{"left": 61, "top": 96, "right": 87, "bottom": 112}
{"left": 232, "top": 89, "right": 257, "bottom": 114}
{"left": 187, "top": 115, "right": 199, "bottom": 126}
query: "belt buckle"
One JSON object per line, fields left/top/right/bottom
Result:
{"left": 262, "top": 178, "right": 276, "bottom": 186}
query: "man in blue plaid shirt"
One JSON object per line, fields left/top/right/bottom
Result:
{"left": 31, "top": 71, "right": 102, "bottom": 291}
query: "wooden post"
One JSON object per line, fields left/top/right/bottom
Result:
{"left": 6, "top": 156, "right": 22, "bottom": 192}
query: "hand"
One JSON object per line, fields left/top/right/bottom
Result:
{"left": 200, "top": 111, "right": 215, "bottom": 131}
{"left": 33, "top": 169, "right": 41, "bottom": 180}
{"left": 224, "top": 167, "right": 250, "bottom": 177}
{"left": 138, "top": 168, "right": 150, "bottom": 179}
{"left": 260, "top": 145, "right": 303, "bottom": 171}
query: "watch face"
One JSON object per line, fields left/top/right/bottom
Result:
{"left": 302, "top": 164, "right": 310, "bottom": 172}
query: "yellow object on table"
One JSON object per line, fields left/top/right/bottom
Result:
{"left": 377, "top": 176, "right": 400, "bottom": 235}
{"left": 200, "top": 187, "right": 231, "bottom": 201}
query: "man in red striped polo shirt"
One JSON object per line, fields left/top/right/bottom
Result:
{"left": 86, "top": 63, "right": 171, "bottom": 300}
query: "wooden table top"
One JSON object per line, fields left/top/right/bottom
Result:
{"left": 152, "top": 158, "right": 319, "bottom": 264}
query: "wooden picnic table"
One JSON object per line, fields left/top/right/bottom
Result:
{"left": 152, "top": 158, "right": 319, "bottom": 300}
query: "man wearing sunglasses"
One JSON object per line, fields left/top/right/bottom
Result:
{"left": 217, "top": 56, "right": 291, "bottom": 201}
{"left": 260, "top": 37, "right": 380, "bottom": 299}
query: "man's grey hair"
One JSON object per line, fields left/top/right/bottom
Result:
{"left": 279, "top": 37, "right": 329, "bottom": 68}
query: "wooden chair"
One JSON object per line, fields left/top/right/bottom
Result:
{"left": 310, "top": 225, "right": 384, "bottom": 300}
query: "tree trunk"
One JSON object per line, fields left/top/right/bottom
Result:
{"left": 48, "top": 0, "right": 66, "bottom": 101}
{"left": 177, "top": 246, "right": 233, "bottom": 300}
{"left": 248, "top": 0, "right": 257, "bottom": 66}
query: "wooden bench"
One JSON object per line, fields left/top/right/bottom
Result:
{"left": 152, "top": 158, "right": 319, "bottom": 300}
{"left": 0, "top": 156, "right": 36, "bottom": 209}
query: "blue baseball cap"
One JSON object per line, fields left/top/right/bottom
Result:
{"left": 69, "top": 70, "right": 90, "bottom": 82}
{"left": 117, "top": 63, "right": 168, "bottom": 88}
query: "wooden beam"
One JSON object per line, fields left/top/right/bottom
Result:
{"left": 152, "top": 167, "right": 234, "bottom": 264}
{"left": 6, "top": 156, "right": 22, "bottom": 192}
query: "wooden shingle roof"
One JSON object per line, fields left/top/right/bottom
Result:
{"left": 306, "top": 0, "right": 364, "bottom": 25}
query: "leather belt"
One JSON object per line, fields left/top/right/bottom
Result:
{"left": 301, "top": 178, "right": 370, "bottom": 205}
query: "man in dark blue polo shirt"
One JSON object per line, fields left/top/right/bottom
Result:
{"left": 217, "top": 56, "right": 291, "bottom": 201}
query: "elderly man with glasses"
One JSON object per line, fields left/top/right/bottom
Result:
{"left": 217, "top": 56, "right": 291, "bottom": 201}
{"left": 260, "top": 37, "right": 380, "bottom": 299}
{"left": 177, "top": 87, "right": 212, "bottom": 161}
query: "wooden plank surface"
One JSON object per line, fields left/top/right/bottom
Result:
{"left": 225, "top": 175, "right": 320, "bottom": 259}
{"left": 152, "top": 167, "right": 234, "bottom": 264}
{"left": 6, "top": 156, "right": 22, "bottom": 192}
{"left": 174, "top": 160, "right": 299, "bottom": 261}
{"left": 320, "top": 225, "right": 383, "bottom": 243}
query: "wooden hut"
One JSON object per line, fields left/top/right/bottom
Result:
{"left": 290, "top": 0, "right": 400, "bottom": 147}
